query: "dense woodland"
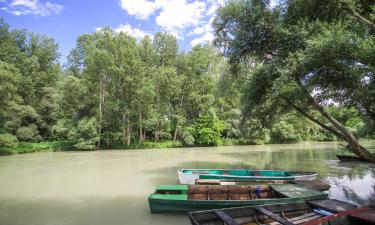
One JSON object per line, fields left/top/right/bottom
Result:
{"left": 0, "top": 0, "right": 374, "bottom": 160}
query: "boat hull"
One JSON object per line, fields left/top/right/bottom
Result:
{"left": 149, "top": 196, "right": 326, "bottom": 213}
{"left": 148, "top": 184, "right": 327, "bottom": 213}
{"left": 178, "top": 169, "right": 317, "bottom": 185}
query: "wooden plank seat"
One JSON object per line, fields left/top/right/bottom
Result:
{"left": 254, "top": 206, "right": 294, "bottom": 225}
{"left": 214, "top": 210, "right": 241, "bottom": 225}
{"left": 268, "top": 212, "right": 325, "bottom": 225}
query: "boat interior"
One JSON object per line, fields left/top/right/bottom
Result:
{"left": 188, "top": 200, "right": 364, "bottom": 225}
{"left": 183, "top": 170, "right": 291, "bottom": 177}
{"left": 155, "top": 185, "right": 278, "bottom": 200}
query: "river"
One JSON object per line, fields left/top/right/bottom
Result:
{"left": 0, "top": 142, "right": 374, "bottom": 225}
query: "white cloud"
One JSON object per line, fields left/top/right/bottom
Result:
{"left": 1, "top": 0, "right": 64, "bottom": 16}
{"left": 155, "top": 0, "right": 206, "bottom": 37}
{"left": 269, "top": 0, "right": 279, "bottom": 8}
{"left": 96, "top": 24, "right": 153, "bottom": 40}
{"left": 117, "top": 0, "right": 224, "bottom": 43}
{"left": 119, "top": 0, "right": 158, "bottom": 20}
{"left": 191, "top": 32, "right": 214, "bottom": 46}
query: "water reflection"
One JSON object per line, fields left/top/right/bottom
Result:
{"left": 0, "top": 141, "right": 374, "bottom": 225}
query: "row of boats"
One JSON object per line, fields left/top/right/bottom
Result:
{"left": 147, "top": 169, "right": 375, "bottom": 225}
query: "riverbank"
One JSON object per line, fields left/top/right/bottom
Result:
{"left": 0, "top": 138, "right": 255, "bottom": 155}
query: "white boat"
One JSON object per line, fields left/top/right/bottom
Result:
{"left": 177, "top": 169, "right": 318, "bottom": 185}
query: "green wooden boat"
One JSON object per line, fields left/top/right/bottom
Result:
{"left": 178, "top": 169, "right": 317, "bottom": 184}
{"left": 148, "top": 184, "right": 328, "bottom": 213}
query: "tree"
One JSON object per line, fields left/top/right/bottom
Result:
{"left": 213, "top": 0, "right": 375, "bottom": 162}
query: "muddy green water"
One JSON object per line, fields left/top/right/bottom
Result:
{"left": 0, "top": 142, "right": 374, "bottom": 225}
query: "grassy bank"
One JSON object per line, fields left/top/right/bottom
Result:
{"left": 0, "top": 138, "right": 256, "bottom": 155}
{"left": 0, "top": 141, "right": 74, "bottom": 155}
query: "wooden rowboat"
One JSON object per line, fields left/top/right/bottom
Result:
{"left": 195, "top": 179, "right": 331, "bottom": 191}
{"left": 178, "top": 169, "right": 318, "bottom": 185}
{"left": 336, "top": 154, "right": 370, "bottom": 162}
{"left": 188, "top": 199, "right": 364, "bottom": 225}
{"left": 148, "top": 184, "right": 327, "bottom": 213}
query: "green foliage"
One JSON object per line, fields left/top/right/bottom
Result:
{"left": 69, "top": 117, "right": 98, "bottom": 150}
{"left": 190, "top": 115, "right": 225, "bottom": 146}
{"left": 270, "top": 121, "right": 301, "bottom": 143}
{"left": 16, "top": 125, "right": 42, "bottom": 142}
{"left": 181, "top": 129, "right": 195, "bottom": 146}
{"left": 213, "top": 0, "right": 375, "bottom": 158}
{"left": 0, "top": 141, "right": 74, "bottom": 155}
{"left": 0, "top": 133, "right": 18, "bottom": 148}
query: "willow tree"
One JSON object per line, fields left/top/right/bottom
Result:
{"left": 213, "top": 0, "right": 375, "bottom": 162}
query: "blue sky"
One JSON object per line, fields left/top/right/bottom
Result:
{"left": 0, "top": 0, "right": 278, "bottom": 64}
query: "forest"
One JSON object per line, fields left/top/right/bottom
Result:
{"left": 0, "top": 0, "right": 374, "bottom": 161}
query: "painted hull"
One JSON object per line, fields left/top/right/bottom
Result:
{"left": 148, "top": 184, "right": 327, "bottom": 213}
{"left": 149, "top": 195, "right": 326, "bottom": 213}
{"left": 178, "top": 169, "right": 318, "bottom": 185}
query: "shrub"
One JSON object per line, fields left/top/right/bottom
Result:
{"left": 270, "top": 121, "right": 301, "bottom": 143}
{"left": 181, "top": 128, "right": 195, "bottom": 146}
{"left": 68, "top": 117, "right": 98, "bottom": 150}
{"left": 16, "top": 124, "right": 42, "bottom": 142}
{"left": 190, "top": 115, "right": 224, "bottom": 146}
{"left": 0, "top": 133, "right": 19, "bottom": 148}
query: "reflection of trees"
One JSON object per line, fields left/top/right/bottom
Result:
{"left": 343, "top": 185, "right": 375, "bottom": 205}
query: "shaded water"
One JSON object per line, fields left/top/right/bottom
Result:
{"left": 0, "top": 142, "right": 374, "bottom": 225}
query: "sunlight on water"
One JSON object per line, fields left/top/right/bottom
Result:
{"left": 0, "top": 141, "right": 374, "bottom": 225}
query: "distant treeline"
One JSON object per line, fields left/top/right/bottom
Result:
{"left": 0, "top": 0, "right": 374, "bottom": 155}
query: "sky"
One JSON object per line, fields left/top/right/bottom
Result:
{"left": 0, "top": 0, "right": 278, "bottom": 64}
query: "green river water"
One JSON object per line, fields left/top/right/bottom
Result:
{"left": 0, "top": 141, "right": 374, "bottom": 225}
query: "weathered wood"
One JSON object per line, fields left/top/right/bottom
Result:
{"left": 348, "top": 207, "right": 375, "bottom": 224}
{"left": 292, "top": 214, "right": 323, "bottom": 224}
{"left": 253, "top": 206, "right": 295, "bottom": 225}
{"left": 269, "top": 212, "right": 324, "bottom": 225}
{"left": 292, "top": 180, "right": 331, "bottom": 191}
{"left": 214, "top": 210, "right": 240, "bottom": 225}
{"left": 308, "top": 199, "right": 357, "bottom": 213}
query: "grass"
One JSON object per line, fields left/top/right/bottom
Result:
{"left": 0, "top": 138, "right": 264, "bottom": 156}
{"left": 0, "top": 140, "right": 74, "bottom": 155}
{"left": 110, "top": 140, "right": 184, "bottom": 150}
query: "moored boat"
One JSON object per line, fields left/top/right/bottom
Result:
{"left": 195, "top": 179, "right": 331, "bottom": 191}
{"left": 336, "top": 154, "right": 370, "bottom": 162}
{"left": 188, "top": 199, "right": 363, "bottom": 225}
{"left": 148, "top": 184, "right": 327, "bottom": 213}
{"left": 178, "top": 169, "right": 318, "bottom": 185}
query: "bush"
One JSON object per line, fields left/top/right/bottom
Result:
{"left": 68, "top": 117, "right": 98, "bottom": 150}
{"left": 181, "top": 129, "right": 195, "bottom": 146}
{"left": 270, "top": 121, "right": 301, "bottom": 143}
{"left": 190, "top": 115, "right": 224, "bottom": 146}
{"left": 0, "top": 133, "right": 19, "bottom": 148}
{"left": 16, "top": 124, "right": 42, "bottom": 142}
{"left": 52, "top": 118, "right": 73, "bottom": 139}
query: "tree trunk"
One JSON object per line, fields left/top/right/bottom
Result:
{"left": 154, "top": 122, "right": 159, "bottom": 141}
{"left": 97, "top": 78, "right": 104, "bottom": 149}
{"left": 287, "top": 100, "right": 346, "bottom": 140}
{"left": 139, "top": 114, "right": 143, "bottom": 142}
{"left": 296, "top": 81, "right": 375, "bottom": 163}
{"left": 302, "top": 97, "right": 375, "bottom": 163}
{"left": 347, "top": 6, "right": 375, "bottom": 29}
{"left": 122, "top": 112, "right": 126, "bottom": 145}
{"left": 127, "top": 117, "right": 131, "bottom": 146}
{"left": 173, "top": 124, "right": 178, "bottom": 141}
